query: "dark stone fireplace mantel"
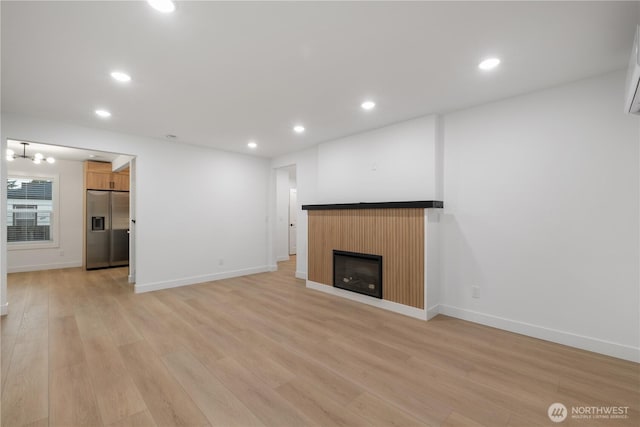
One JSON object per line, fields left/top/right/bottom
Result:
{"left": 301, "top": 200, "right": 444, "bottom": 211}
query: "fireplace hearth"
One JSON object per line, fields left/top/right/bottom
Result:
{"left": 333, "top": 250, "right": 382, "bottom": 299}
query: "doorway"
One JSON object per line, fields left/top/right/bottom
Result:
{"left": 275, "top": 165, "right": 297, "bottom": 271}
{"left": 3, "top": 139, "right": 136, "bottom": 276}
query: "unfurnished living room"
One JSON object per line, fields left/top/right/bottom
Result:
{"left": 0, "top": 1, "right": 639, "bottom": 426}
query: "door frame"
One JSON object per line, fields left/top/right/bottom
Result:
{"left": 289, "top": 188, "right": 297, "bottom": 255}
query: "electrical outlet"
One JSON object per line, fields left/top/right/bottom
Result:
{"left": 218, "top": 258, "right": 224, "bottom": 266}
{"left": 472, "top": 286, "right": 480, "bottom": 298}
{"left": 59, "top": 250, "right": 64, "bottom": 257}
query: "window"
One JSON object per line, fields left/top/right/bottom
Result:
{"left": 7, "top": 177, "right": 55, "bottom": 245}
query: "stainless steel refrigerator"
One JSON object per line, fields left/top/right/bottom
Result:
{"left": 86, "top": 190, "right": 129, "bottom": 269}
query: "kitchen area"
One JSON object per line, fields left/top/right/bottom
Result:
{"left": 5, "top": 139, "right": 134, "bottom": 278}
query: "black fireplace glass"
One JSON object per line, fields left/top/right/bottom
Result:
{"left": 333, "top": 250, "right": 382, "bottom": 299}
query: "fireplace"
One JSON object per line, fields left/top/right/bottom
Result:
{"left": 333, "top": 250, "right": 382, "bottom": 299}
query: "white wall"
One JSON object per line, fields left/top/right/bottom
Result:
{"left": 317, "top": 115, "right": 438, "bottom": 202}
{"left": 1, "top": 114, "right": 271, "bottom": 296}
{"left": 275, "top": 168, "right": 290, "bottom": 261}
{"left": 441, "top": 70, "right": 640, "bottom": 361}
{"left": 7, "top": 159, "right": 83, "bottom": 272}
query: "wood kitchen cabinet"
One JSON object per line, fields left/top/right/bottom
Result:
{"left": 85, "top": 161, "right": 130, "bottom": 191}
{"left": 110, "top": 172, "right": 130, "bottom": 191}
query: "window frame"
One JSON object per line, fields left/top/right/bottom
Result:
{"left": 7, "top": 172, "right": 60, "bottom": 251}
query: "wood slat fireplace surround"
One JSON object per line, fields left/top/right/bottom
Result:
{"left": 302, "top": 201, "right": 443, "bottom": 319}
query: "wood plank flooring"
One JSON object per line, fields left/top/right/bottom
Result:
{"left": 1, "top": 258, "right": 638, "bottom": 426}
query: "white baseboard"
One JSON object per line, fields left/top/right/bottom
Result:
{"left": 426, "top": 304, "right": 440, "bottom": 320}
{"left": 439, "top": 304, "right": 640, "bottom": 363}
{"left": 306, "top": 280, "right": 427, "bottom": 320}
{"left": 128, "top": 274, "right": 135, "bottom": 284}
{"left": 277, "top": 255, "right": 290, "bottom": 262}
{"left": 0, "top": 302, "right": 8, "bottom": 316}
{"left": 7, "top": 261, "right": 82, "bottom": 273}
{"left": 134, "top": 265, "right": 271, "bottom": 294}
{"left": 268, "top": 264, "right": 278, "bottom": 272}
{"left": 295, "top": 271, "right": 307, "bottom": 280}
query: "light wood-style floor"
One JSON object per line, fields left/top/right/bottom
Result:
{"left": 1, "top": 257, "right": 638, "bottom": 427}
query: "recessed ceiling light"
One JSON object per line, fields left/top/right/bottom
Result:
{"left": 478, "top": 57, "right": 501, "bottom": 71}
{"left": 95, "top": 109, "right": 111, "bottom": 118}
{"left": 147, "top": 0, "right": 175, "bottom": 13}
{"left": 247, "top": 141, "right": 258, "bottom": 149}
{"left": 46, "top": 157, "right": 56, "bottom": 164}
{"left": 110, "top": 71, "right": 131, "bottom": 83}
{"left": 293, "top": 125, "right": 305, "bottom": 134}
{"left": 361, "top": 100, "right": 376, "bottom": 111}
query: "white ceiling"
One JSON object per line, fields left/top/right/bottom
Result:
{"left": 2, "top": 1, "right": 638, "bottom": 158}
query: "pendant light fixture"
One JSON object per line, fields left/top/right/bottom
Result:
{"left": 6, "top": 142, "right": 55, "bottom": 164}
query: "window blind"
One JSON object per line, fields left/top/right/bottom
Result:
{"left": 7, "top": 177, "right": 53, "bottom": 243}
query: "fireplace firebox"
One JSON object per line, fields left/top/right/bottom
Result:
{"left": 333, "top": 250, "right": 382, "bottom": 299}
